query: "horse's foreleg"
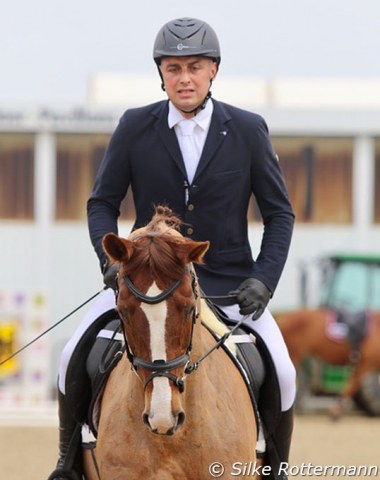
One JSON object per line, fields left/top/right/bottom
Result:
{"left": 330, "top": 361, "right": 371, "bottom": 420}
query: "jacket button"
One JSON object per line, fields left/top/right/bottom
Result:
{"left": 187, "top": 227, "right": 194, "bottom": 235}
{"left": 187, "top": 204, "right": 194, "bottom": 211}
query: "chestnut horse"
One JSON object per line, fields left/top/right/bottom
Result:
{"left": 276, "top": 308, "right": 380, "bottom": 413}
{"left": 83, "top": 207, "right": 258, "bottom": 480}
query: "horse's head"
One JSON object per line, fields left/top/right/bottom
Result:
{"left": 102, "top": 207, "right": 209, "bottom": 435}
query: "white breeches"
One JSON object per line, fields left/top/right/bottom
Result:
{"left": 58, "top": 289, "right": 296, "bottom": 411}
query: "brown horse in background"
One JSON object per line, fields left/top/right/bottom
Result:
{"left": 83, "top": 207, "right": 258, "bottom": 480}
{"left": 276, "top": 308, "right": 380, "bottom": 415}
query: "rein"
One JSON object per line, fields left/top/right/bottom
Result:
{"left": 0, "top": 288, "right": 105, "bottom": 367}
{"left": 185, "top": 310, "right": 250, "bottom": 374}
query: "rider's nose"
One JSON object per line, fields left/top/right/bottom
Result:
{"left": 179, "top": 68, "right": 191, "bottom": 83}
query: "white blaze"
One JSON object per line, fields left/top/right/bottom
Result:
{"left": 140, "top": 282, "right": 174, "bottom": 432}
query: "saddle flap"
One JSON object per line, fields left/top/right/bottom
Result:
{"left": 65, "top": 309, "right": 120, "bottom": 423}
{"left": 232, "top": 328, "right": 265, "bottom": 400}
{"left": 86, "top": 319, "right": 125, "bottom": 435}
{"left": 230, "top": 324, "right": 282, "bottom": 436}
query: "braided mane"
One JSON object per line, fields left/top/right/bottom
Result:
{"left": 149, "top": 205, "right": 182, "bottom": 232}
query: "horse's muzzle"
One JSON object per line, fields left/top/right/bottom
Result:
{"left": 143, "top": 410, "right": 185, "bottom": 435}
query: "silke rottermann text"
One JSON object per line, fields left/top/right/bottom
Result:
{"left": 230, "top": 462, "right": 379, "bottom": 477}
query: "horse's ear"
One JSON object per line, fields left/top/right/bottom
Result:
{"left": 102, "top": 233, "right": 134, "bottom": 262}
{"left": 178, "top": 240, "right": 210, "bottom": 264}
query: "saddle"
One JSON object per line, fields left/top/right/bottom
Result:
{"left": 86, "top": 317, "right": 124, "bottom": 435}
{"left": 65, "top": 309, "right": 121, "bottom": 423}
{"left": 327, "top": 309, "right": 369, "bottom": 352}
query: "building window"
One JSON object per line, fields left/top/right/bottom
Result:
{"left": 269, "top": 137, "right": 353, "bottom": 224}
{"left": 0, "top": 133, "right": 34, "bottom": 220}
{"left": 56, "top": 134, "right": 135, "bottom": 221}
{"left": 375, "top": 139, "right": 380, "bottom": 224}
{"left": 56, "top": 134, "right": 105, "bottom": 220}
{"left": 56, "top": 134, "right": 135, "bottom": 220}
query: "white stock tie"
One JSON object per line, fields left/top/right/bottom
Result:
{"left": 178, "top": 119, "right": 199, "bottom": 185}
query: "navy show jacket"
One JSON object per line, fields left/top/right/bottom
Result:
{"left": 87, "top": 99, "right": 295, "bottom": 300}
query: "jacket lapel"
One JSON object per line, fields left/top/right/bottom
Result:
{"left": 152, "top": 99, "right": 232, "bottom": 182}
{"left": 153, "top": 101, "right": 187, "bottom": 178}
{"left": 193, "top": 100, "right": 231, "bottom": 182}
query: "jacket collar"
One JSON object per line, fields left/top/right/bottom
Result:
{"left": 152, "top": 99, "right": 231, "bottom": 182}
{"left": 167, "top": 99, "right": 214, "bottom": 132}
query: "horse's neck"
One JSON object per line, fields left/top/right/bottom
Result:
{"left": 191, "top": 318, "right": 205, "bottom": 357}
{"left": 195, "top": 299, "right": 236, "bottom": 354}
{"left": 189, "top": 305, "right": 226, "bottom": 375}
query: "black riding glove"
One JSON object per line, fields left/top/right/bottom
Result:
{"left": 230, "top": 278, "right": 271, "bottom": 320}
{"left": 102, "top": 262, "right": 119, "bottom": 292}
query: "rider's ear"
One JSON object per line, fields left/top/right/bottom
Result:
{"left": 102, "top": 233, "right": 134, "bottom": 262}
{"left": 210, "top": 60, "right": 218, "bottom": 81}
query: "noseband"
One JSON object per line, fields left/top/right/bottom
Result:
{"left": 121, "top": 273, "right": 197, "bottom": 393}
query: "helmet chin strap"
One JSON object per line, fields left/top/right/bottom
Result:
{"left": 178, "top": 90, "right": 212, "bottom": 116}
{"left": 161, "top": 80, "right": 213, "bottom": 117}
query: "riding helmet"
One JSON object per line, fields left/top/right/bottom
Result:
{"left": 153, "top": 18, "right": 221, "bottom": 67}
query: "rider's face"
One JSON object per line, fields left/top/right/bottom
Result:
{"left": 160, "top": 56, "right": 217, "bottom": 118}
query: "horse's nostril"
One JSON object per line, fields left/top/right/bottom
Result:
{"left": 143, "top": 413, "right": 150, "bottom": 427}
{"left": 177, "top": 411, "right": 185, "bottom": 429}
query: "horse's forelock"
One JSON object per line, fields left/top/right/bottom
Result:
{"left": 123, "top": 235, "right": 186, "bottom": 281}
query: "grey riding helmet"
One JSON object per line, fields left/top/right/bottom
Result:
{"left": 153, "top": 17, "right": 221, "bottom": 67}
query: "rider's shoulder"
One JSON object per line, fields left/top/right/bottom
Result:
{"left": 119, "top": 101, "right": 168, "bottom": 125}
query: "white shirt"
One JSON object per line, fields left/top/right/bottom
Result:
{"left": 168, "top": 100, "right": 214, "bottom": 185}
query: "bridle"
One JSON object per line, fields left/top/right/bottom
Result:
{"left": 119, "top": 269, "right": 249, "bottom": 395}
{"left": 119, "top": 270, "right": 198, "bottom": 393}
{"left": 123, "top": 276, "right": 181, "bottom": 306}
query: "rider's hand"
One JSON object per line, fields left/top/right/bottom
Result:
{"left": 102, "top": 261, "right": 120, "bottom": 292}
{"left": 229, "top": 278, "right": 271, "bottom": 320}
